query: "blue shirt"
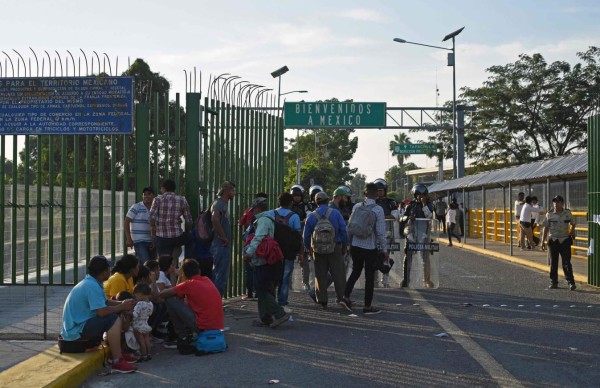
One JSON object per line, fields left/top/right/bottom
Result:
{"left": 303, "top": 204, "right": 348, "bottom": 249}
{"left": 61, "top": 275, "right": 108, "bottom": 341}
{"left": 268, "top": 208, "right": 302, "bottom": 232}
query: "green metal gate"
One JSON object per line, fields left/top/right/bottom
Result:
{"left": 588, "top": 113, "right": 600, "bottom": 287}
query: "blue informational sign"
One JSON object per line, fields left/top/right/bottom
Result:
{"left": 0, "top": 76, "right": 134, "bottom": 135}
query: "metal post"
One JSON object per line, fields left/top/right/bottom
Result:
{"left": 457, "top": 107, "right": 465, "bottom": 178}
{"left": 452, "top": 37, "right": 457, "bottom": 179}
{"left": 296, "top": 128, "right": 301, "bottom": 184}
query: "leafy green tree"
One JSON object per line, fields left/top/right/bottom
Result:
{"left": 384, "top": 162, "right": 420, "bottom": 200}
{"left": 349, "top": 173, "right": 367, "bottom": 201}
{"left": 284, "top": 98, "right": 358, "bottom": 194}
{"left": 460, "top": 46, "right": 600, "bottom": 168}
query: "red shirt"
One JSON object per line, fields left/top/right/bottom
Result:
{"left": 173, "top": 275, "right": 224, "bottom": 330}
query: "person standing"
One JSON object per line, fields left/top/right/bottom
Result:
{"left": 303, "top": 191, "right": 351, "bottom": 311}
{"left": 446, "top": 203, "right": 461, "bottom": 246}
{"left": 211, "top": 181, "right": 236, "bottom": 297}
{"left": 125, "top": 186, "right": 156, "bottom": 264}
{"left": 434, "top": 198, "right": 448, "bottom": 233}
{"left": 148, "top": 179, "right": 193, "bottom": 262}
{"left": 344, "top": 183, "right": 388, "bottom": 314}
{"left": 239, "top": 192, "right": 268, "bottom": 300}
{"left": 243, "top": 198, "right": 290, "bottom": 328}
{"left": 514, "top": 192, "right": 525, "bottom": 247}
{"left": 519, "top": 196, "right": 537, "bottom": 250}
{"left": 541, "top": 196, "right": 577, "bottom": 290}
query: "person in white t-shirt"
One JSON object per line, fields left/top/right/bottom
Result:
{"left": 519, "top": 196, "right": 537, "bottom": 250}
{"left": 514, "top": 192, "right": 525, "bottom": 247}
{"left": 157, "top": 255, "right": 176, "bottom": 291}
{"left": 445, "top": 203, "right": 461, "bottom": 246}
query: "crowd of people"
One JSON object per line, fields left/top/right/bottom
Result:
{"left": 60, "top": 177, "right": 577, "bottom": 374}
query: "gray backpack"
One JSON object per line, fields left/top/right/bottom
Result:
{"left": 311, "top": 208, "right": 336, "bottom": 254}
{"left": 347, "top": 202, "right": 377, "bottom": 238}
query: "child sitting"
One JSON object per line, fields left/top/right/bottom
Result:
{"left": 132, "top": 284, "right": 155, "bottom": 361}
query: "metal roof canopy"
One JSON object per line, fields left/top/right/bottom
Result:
{"left": 428, "top": 153, "right": 587, "bottom": 194}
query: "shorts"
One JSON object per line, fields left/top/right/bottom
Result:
{"left": 519, "top": 221, "right": 532, "bottom": 228}
{"left": 80, "top": 313, "right": 118, "bottom": 341}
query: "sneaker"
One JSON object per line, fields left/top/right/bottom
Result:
{"left": 270, "top": 313, "right": 290, "bottom": 328}
{"left": 111, "top": 358, "right": 137, "bottom": 374}
{"left": 569, "top": 282, "right": 577, "bottom": 291}
{"left": 283, "top": 306, "right": 293, "bottom": 314}
{"left": 241, "top": 294, "right": 250, "bottom": 300}
{"left": 363, "top": 306, "right": 381, "bottom": 315}
{"left": 549, "top": 282, "right": 558, "bottom": 289}
{"left": 338, "top": 297, "right": 353, "bottom": 313}
{"left": 163, "top": 340, "right": 177, "bottom": 349}
{"left": 121, "top": 352, "right": 140, "bottom": 364}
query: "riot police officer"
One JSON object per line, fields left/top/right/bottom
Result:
{"left": 307, "top": 185, "right": 323, "bottom": 212}
{"left": 401, "top": 184, "right": 435, "bottom": 288}
{"left": 374, "top": 178, "right": 397, "bottom": 220}
{"left": 290, "top": 184, "right": 308, "bottom": 222}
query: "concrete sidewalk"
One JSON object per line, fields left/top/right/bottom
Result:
{"left": 0, "top": 237, "right": 592, "bottom": 386}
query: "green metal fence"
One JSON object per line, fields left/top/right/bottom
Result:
{"left": 1, "top": 57, "right": 284, "bottom": 299}
{"left": 588, "top": 113, "right": 600, "bottom": 287}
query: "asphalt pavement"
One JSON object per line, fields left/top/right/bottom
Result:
{"left": 77, "top": 244, "right": 600, "bottom": 388}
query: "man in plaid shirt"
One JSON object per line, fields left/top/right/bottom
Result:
{"left": 149, "top": 179, "right": 193, "bottom": 262}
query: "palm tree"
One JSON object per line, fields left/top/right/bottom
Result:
{"left": 389, "top": 132, "right": 411, "bottom": 167}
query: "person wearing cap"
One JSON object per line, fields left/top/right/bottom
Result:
{"left": 61, "top": 255, "right": 138, "bottom": 373}
{"left": 302, "top": 191, "right": 351, "bottom": 311}
{"left": 211, "top": 181, "right": 236, "bottom": 297}
{"left": 148, "top": 179, "right": 193, "bottom": 263}
{"left": 243, "top": 198, "right": 290, "bottom": 328}
{"left": 239, "top": 192, "right": 268, "bottom": 301}
{"left": 541, "top": 196, "right": 577, "bottom": 290}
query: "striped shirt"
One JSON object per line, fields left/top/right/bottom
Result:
{"left": 126, "top": 202, "right": 152, "bottom": 243}
{"left": 149, "top": 192, "right": 193, "bottom": 238}
{"left": 349, "top": 199, "right": 387, "bottom": 252}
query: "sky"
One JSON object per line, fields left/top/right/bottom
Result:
{"left": 1, "top": 0, "right": 599, "bottom": 183}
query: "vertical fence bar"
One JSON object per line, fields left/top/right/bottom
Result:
{"left": 85, "top": 135, "right": 92, "bottom": 266}
{"left": 163, "top": 92, "right": 170, "bottom": 182}
{"left": 1, "top": 136, "right": 5, "bottom": 283}
{"left": 185, "top": 93, "right": 201, "bottom": 220}
{"left": 11, "top": 136, "right": 18, "bottom": 283}
{"left": 153, "top": 94, "right": 160, "bottom": 189}
{"left": 588, "top": 114, "right": 599, "bottom": 286}
{"left": 98, "top": 135, "right": 104, "bottom": 255}
{"left": 135, "top": 104, "right": 151, "bottom": 202}
{"left": 61, "top": 136, "right": 67, "bottom": 283}
{"left": 122, "top": 131, "right": 129, "bottom": 254}
{"left": 36, "top": 137, "right": 42, "bottom": 283}
{"left": 43, "top": 285, "right": 48, "bottom": 339}
{"left": 24, "top": 136, "right": 30, "bottom": 283}
{"left": 110, "top": 135, "right": 117, "bottom": 260}
{"left": 73, "top": 137, "right": 80, "bottom": 283}
{"left": 175, "top": 93, "right": 181, "bottom": 190}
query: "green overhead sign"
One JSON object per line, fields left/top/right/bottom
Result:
{"left": 392, "top": 143, "right": 437, "bottom": 155}
{"left": 284, "top": 102, "right": 386, "bottom": 128}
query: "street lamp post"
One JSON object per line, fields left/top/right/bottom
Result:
{"left": 281, "top": 89, "right": 308, "bottom": 185}
{"left": 393, "top": 26, "right": 465, "bottom": 179}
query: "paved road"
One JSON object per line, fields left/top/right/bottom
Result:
{"left": 82, "top": 246, "right": 600, "bottom": 387}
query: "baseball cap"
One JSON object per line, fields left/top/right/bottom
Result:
{"left": 552, "top": 195, "right": 564, "bottom": 203}
{"left": 251, "top": 197, "right": 267, "bottom": 209}
{"left": 315, "top": 191, "right": 330, "bottom": 202}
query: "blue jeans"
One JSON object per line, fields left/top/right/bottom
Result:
{"left": 134, "top": 241, "right": 155, "bottom": 264}
{"left": 277, "top": 259, "right": 295, "bottom": 306}
{"left": 211, "top": 241, "right": 231, "bottom": 297}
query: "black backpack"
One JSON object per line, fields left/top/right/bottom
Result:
{"left": 273, "top": 210, "right": 302, "bottom": 259}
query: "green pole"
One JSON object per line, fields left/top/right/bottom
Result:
{"left": 135, "top": 104, "right": 151, "bottom": 202}
{"left": 24, "top": 136, "right": 30, "bottom": 284}
{"left": 73, "top": 136, "right": 80, "bottom": 283}
{"left": 61, "top": 136, "right": 67, "bottom": 283}
{"left": 185, "top": 93, "right": 201, "bottom": 219}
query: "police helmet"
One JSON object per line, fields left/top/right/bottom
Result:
{"left": 336, "top": 185, "right": 352, "bottom": 195}
{"left": 290, "top": 184, "right": 305, "bottom": 195}
{"left": 411, "top": 183, "right": 429, "bottom": 198}
{"left": 308, "top": 185, "right": 323, "bottom": 199}
{"left": 374, "top": 178, "right": 388, "bottom": 191}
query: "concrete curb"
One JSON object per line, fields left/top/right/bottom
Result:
{"left": 0, "top": 344, "right": 107, "bottom": 388}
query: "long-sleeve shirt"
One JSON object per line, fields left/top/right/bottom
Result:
{"left": 245, "top": 212, "right": 275, "bottom": 257}
{"left": 302, "top": 204, "right": 348, "bottom": 250}
{"left": 348, "top": 199, "right": 387, "bottom": 252}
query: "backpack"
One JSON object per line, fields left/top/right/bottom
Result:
{"left": 273, "top": 210, "right": 302, "bottom": 259}
{"left": 196, "top": 209, "right": 214, "bottom": 244}
{"left": 193, "top": 329, "right": 227, "bottom": 355}
{"left": 347, "top": 202, "right": 377, "bottom": 238}
{"left": 311, "top": 208, "right": 336, "bottom": 254}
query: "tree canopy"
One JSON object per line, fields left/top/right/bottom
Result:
{"left": 284, "top": 98, "right": 358, "bottom": 195}
{"left": 461, "top": 46, "right": 600, "bottom": 168}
